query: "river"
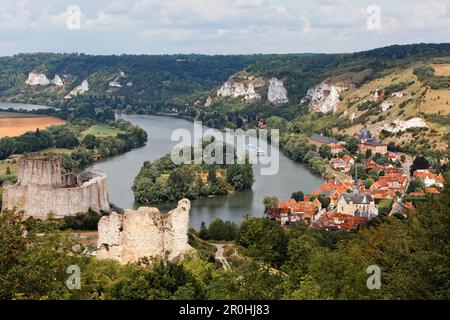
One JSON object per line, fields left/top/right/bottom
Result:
{"left": 84, "top": 114, "right": 323, "bottom": 229}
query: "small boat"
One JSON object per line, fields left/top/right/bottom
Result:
{"left": 245, "top": 144, "right": 265, "bottom": 156}
{"left": 255, "top": 147, "right": 265, "bottom": 156}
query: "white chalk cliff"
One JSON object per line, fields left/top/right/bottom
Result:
{"left": 381, "top": 101, "right": 395, "bottom": 112}
{"left": 109, "top": 71, "right": 126, "bottom": 88}
{"left": 381, "top": 117, "right": 428, "bottom": 133}
{"left": 65, "top": 80, "right": 89, "bottom": 99}
{"left": 26, "top": 72, "right": 64, "bottom": 87}
{"left": 51, "top": 75, "right": 64, "bottom": 87}
{"left": 108, "top": 80, "right": 122, "bottom": 88}
{"left": 25, "top": 72, "right": 51, "bottom": 86}
{"left": 217, "top": 74, "right": 264, "bottom": 101}
{"left": 205, "top": 96, "right": 213, "bottom": 107}
{"left": 267, "top": 78, "right": 289, "bottom": 104}
{"left": 303, "top": 83, "right": 346, "bottom": 113}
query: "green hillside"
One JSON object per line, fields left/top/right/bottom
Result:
{"left": 0, "top": 44, "right": 448, "bottom": 159}
{"left": 0, "top": 53, "right": 266, "bottom": 108}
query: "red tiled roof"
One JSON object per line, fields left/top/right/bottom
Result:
{"left": 425, "top": 187, "right": 440, "bottom": 194}
{"left": 313, "top": 213, "right": 369, "bottom": 230}
{"left": 413, "top": 170, "right": 443, "bottom": 183}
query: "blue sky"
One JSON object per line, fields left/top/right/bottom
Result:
{"left": 0, "top": 0, "right": 449, "bottom": 56}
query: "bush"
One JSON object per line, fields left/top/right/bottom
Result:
{"left": 63, "top": 209, "right": 103, "bottom": 230}
{"left": 201, "top": 219, "right": 238, "bottom": 242}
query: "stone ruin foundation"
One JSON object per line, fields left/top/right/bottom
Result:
{"left": 97, "top": 199, "right": 193, "bottom": 264}
{"left": 1, "top": 156, "right": 110, "bottom": 219}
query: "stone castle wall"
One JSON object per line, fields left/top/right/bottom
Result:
{"left": 97, "top": 199, "right": 192, "bottom": 264}
{"left": 17, "top": 156, "right": 63, "bottom": 187}
{"left": 2, "top": 157, "right": 110, "bottom": 219}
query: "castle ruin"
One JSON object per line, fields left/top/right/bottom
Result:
{"left": 2, "top": 156, "right": 110, "bottom": 219}
{"left": 96, "top": 199, "right": 192, "bottom": 264}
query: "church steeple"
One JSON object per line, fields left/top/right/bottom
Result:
{"left": 353, "top": 164, "right": 359, "bottom": 195}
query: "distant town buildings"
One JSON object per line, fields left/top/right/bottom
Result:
{"left": 330, "top": 156, "right": 354, "bottom": 173}
{"left": 308, "top": 133, "right": 349, "bottom": 158}
{"left": 275, "top": 128, "right": 444, "bottom": 231}
{"left": 270, "top": 197, "right": 322, "bottom": 225}
{"left": 336, "top": 192, "right": 378, "bottom": 219}
{"left": 413, "top": 169, "right": 444, "bottom": 188}
{"left": 308, "top": 134, "right": 339, "bottom": 149}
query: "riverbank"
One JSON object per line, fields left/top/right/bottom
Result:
{"left": 84, "top": 114, "right": 323, "bottom": 228}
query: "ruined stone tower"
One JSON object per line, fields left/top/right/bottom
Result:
{"left": 17, "top": 156, "right": 63, "bottom": 187}
{"left": 2, "top": 156, "right": 110, "bottom": 219}
{"left": 97, "top": 199, "right": 193, "bottom": 264}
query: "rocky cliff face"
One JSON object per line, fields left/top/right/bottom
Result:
{"left": 267, "top": 78, "right": 289, "bottom": 104}
{"left": 25, "top": 72, "right": 51, "bottom": 86}
{"left": 25, "top": 72, "right": 64, "bottom": 86}
{"left": 381, "top": 117, "right": 428, "bottom": 133}
{"left": 51, "top": 75, "right": 64, "bottom": 86}
{"left": 216, "top": 74, "right": 289, "bottom": 105}
{"left": 65, "top": 80, "right": 89, "bottom": 99}
{"left": 303, "top": 83, "right": 346, "bottom": 113}
{"left": 217, "top": 73, "right": 265, "bottom": 101}
{"left": 108, "top": 71, "right": 126, "bottom": 88}
{"left": 97, "top": 199, "right": 192, "bottom": 264}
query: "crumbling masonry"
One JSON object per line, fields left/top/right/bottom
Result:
{"left": 1, "top": 156, "right": 110, "bottom": 219}
{"left": 96, "top": 199, "right": 193, "bottom": 264}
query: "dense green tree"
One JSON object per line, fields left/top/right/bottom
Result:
{"left": 317, "top": 195, "right": 331, "bottom": 209}
{"left": 106, "top": 258, "right": 204, "bottom": 300}
{"left": 365, "top": 177, "right": 375, "bottom": 189}
{"left": 410, "top": 156, "right": 430, "bottom": 175}
{"left": 205, "top": 219, "right": 238, "bottom": 242}
{"left": 319, "top": 145, "right": 332, "bottom": 159}
{"left": 237, "top": 218, "right": 288, "bottom": 267}
{"left": 226, "top": 163, "right": 254, "bottom": 191}
{"left": 263, "top": 196, "right": 279, "bottom": 212}
{"left": 407, "top": 178, "right": 423, "bottom": 194}
{"left": 199, "top": 222, "right": 208, "bottom": 240}
{"left": 291, "top": 191, "right": 305, "bottom": 202}
{"left": 81, "top": 134, "right": 98, "bottom": 149}
{"left": 0, "top": 209, "right": 81, "bottom": 299}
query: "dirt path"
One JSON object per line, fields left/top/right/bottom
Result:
{"left": 213, "top": 244, "right": 231, "bottom": 270}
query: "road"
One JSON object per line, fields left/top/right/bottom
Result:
{"left": 401, "top": 158, "right": 413, "bottom": 181}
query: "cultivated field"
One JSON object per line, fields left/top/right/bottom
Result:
{"left": 0, "top": 116, "right": 65, "bottom": 138}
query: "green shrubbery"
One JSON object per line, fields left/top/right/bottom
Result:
{"left": 133, "top": 141, "right": 254, "bottom": 204}
{"left": 1, "top": 175, "right": 449, "bottom": 299}
{"left": 199, "top": 219, "right": 239, "bottom": 242}
{"left": 63, "top": 210, "right": 104, "bottom": 231}
{"left": 414, "top": 65, "right": 450, "bottom": 89}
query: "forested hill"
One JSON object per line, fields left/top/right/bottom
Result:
{"left": 244, "top": 43, "right": 450, "bottom": 104}
{"left": 0, "top": 53, "right": 271, "bottom": 108}
{"left": 0, "top": 43, "right": 448, "bottom": 114}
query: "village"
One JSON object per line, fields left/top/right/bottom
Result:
{"left": 267, "top": 127, "right": 445, "bottom": 231}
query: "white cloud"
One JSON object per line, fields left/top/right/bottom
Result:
{"left": 0, "top": 0, "right": 448, "bottom": 55}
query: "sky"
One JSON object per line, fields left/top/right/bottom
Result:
{"left": 0, "top": 0, "right": 449, "bottom": 56}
